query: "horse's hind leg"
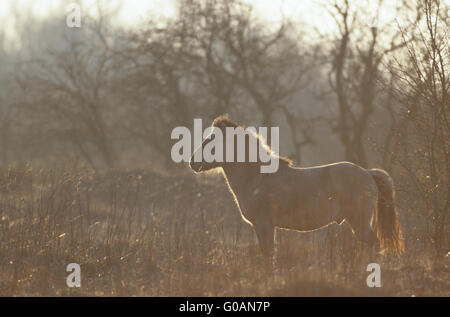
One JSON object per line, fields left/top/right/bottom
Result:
{"left": 344, "top": 197, "right": 378, "bottom": 249}
{"left": 356, "top": 223, "right": 378, "bottom": 248}
{"left": 343, "top": 215, "right": 378, "bottom": 263}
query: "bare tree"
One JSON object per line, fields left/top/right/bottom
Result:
{"left": 119, "top": 0, "right": 317, "bottom": 164}
{"left": 388, "top": 0, "right": 449, "bottom": 254}
{"left": 15, "top": 11, "right": 121, "bottom": 168}
{"left": 324, "top": 0, "right": 414, "bottom": 167}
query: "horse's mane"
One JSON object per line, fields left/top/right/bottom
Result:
{"left": 212, "top": 114, "right": 293, "bottom": 166}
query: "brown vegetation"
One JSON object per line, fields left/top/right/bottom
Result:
{"left": 0, "top": 166, "right": 448, "bottom": 296}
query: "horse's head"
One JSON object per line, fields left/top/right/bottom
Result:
{"left": 189, "top": 115, "right": 237, "bottom": 173}
{"left": 189, "top": 114, "right": 291, "bottom": 174}
{"left": 188, "top": 134, "right": 220, "bottom": 173}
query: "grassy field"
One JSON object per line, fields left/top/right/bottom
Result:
{"left": 0, "top": 165, "right": 448, "bottom": 296}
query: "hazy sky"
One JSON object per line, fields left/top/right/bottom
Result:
{"left": 0, "top": 0, "right": 317, "bottom": 21}
{"left": 0, "top": 0, "right": 401, "bottom": 45}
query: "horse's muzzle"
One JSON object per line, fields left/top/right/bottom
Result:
{"left": 189, "top": 160, "right": 203, "bottom": 173}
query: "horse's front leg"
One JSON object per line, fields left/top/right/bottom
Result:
{"left": 253, "top": 220, "right": 275, "bottom": 259}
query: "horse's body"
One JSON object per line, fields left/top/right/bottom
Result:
{"left": 223, "top": 161, "right": 375, "bottom": 232}
{"left": 190, "top": 115, "right": 404, "bottom": 257}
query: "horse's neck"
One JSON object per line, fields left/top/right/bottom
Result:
{"left": 222, "top": 164, "right": 259, "bottom": 195}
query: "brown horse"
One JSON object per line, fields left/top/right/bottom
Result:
{"left": 189, "top": 115, "right": 404, "bottom": 258}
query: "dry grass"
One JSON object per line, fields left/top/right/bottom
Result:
{"left": 0, "top": 165, "right": 448, "bottom": 296}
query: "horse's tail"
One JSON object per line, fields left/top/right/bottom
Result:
{"left": 368, "top": 168, "right": 405, "bottom": 256}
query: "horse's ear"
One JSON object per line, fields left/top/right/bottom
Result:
{"left": 212, "top": 114, "right": 230, "bottom": 126}
{"left": 212, "top": 114, "right": 237, "bottom": 129}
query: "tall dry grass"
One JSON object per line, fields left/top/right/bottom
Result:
{"left": 0, "top": 165, "right": 448, "bottom": 296}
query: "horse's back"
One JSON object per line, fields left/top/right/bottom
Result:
{"left": 294, "top": 161, "right": 372, "bottom": 181}
{"left": 263, "top": 162, "right": 367, "bottom": 230}
{"left": 288, "top": 162, "right": 375, "bottom": 221}
{"left": 300, "top": 161, "right": 376, "bottom": 199}
{"left": 236, "top": 161, "right": 377, "bottom": 232}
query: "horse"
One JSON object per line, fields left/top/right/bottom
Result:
{"left": 189, "top": 115, "right": 404, "bottom": 259}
